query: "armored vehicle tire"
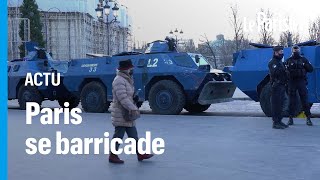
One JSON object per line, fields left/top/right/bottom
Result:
{"left": 148, "top": 80, "right": 186, "bottom": 115}
{"left": 80, "top": 82, "right": 109, "bottom": 113}
{"left": 184, "top": 103, "right": 211, "bottom": 114}
{"left": 259, "top": 83, "right": 301, "bottom": 117}
{"left": 18, "top": 85, "right": 43, "bottom": 110}
{"left": 58, "top": 95, "right": 80, "bottom": 109}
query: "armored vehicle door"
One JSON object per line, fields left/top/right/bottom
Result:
{"left": 133, "top": 55, "right": 149, "bottom": 100}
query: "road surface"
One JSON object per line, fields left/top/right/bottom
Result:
{"left": 7, "top": 100, "right": 320, "bottom": 180}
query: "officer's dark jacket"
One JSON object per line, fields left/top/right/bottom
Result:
{"left": 268, "top": 56, "right": 288, "bottom": 85}
{"left": 285, "top": 55, "right": 313, "bottom": 80}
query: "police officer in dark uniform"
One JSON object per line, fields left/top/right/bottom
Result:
{"left": 268, "top": 46, "right": 289, "bottom": 129}
{"left": 286, "top": 46, "right": 314, "bottom": 126}
{"left": 165, "top": 36, "right": 177, "bottom": 52}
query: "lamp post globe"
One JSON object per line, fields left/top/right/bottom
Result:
{"left": 112, "top": 3, "right": 120, "bottom": 18}
{"left": 94, "top": 0, "right": 122, "bottom": 55}
{"left": 104, "top": 4, "right": 111, "bottom": 15}
{"left": 95, "top": 4, "right": 103, "bottom": 19}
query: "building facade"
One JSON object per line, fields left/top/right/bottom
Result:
{"left": 8, "top": 0, "right": 133, "bottom": 60}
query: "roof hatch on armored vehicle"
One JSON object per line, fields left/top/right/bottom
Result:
{"left": 145, "top": 40, "right": 178, "bottom": 54}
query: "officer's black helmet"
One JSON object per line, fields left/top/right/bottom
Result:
{"left": 292, "top": 45, "right": 300, "bottom": 50}
{"left": 273, "top": 46, "right": 284, "bottom": 52}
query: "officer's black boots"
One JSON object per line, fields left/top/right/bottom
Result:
{"left": 273, "top": 122, "right": 286, "bottom": 129}
{"left": 306, "top": 117, "right": 313, "bottom": 126}
{"left": 286, "top": 117, "right": 313, "bottom": 126}
{"left": 287, "top": 117, "right": 294, "bottom": 126}
{"left": 280, "top": 121, "right": 289, "bottom": 128}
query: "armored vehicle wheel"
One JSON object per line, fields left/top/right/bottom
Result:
{"left": 259, "top": 83, "right": 301, "bottom": 117}
{"left": 80, "top": 82, "right": 109, "bottom": 113}
{"left": 184, "top": 103, "right": 211, "bottom": 114}
{"left": 18, "top": 85, "right": 43, "bottom": 110}
{"left": 259, "top": 83, "right": 272, "bottom": 117}
{"left": 58, "top": 95, "right": 80, "bottom": 109}
{"left": 148, "top": 80, "right": 186, "bottom": 115}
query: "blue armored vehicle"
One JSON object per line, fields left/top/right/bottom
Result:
{"left": 62, "top": 40, "right": 236, "bottom": 114}
{"left": 8, "top": 47, "right": 79, "bottom": 109}
{"left": 232, "top": 41, "right": 320, "bottom": 116}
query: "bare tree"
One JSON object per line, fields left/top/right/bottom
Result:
{"left": 241, "top": 36, "right": 252, "bottom": 49}
{"left": 309, "top": 17, "right": 320, "bottom": 42}
{"left": 197, "top": 34, "right": 252, "bottom": 68}
{"left": 199, "top": 34, "right": 217, "bottom": 68}
{"left": 217, "top": 39, "right": 234, "bottom": 66}
{"left": 278, "top": 17, "right": 301, "bottom": 46}
{"left": 217, "top": 38, "right": 251, "bottom": 66}
{"left": 258, "top": 9, "right": 275, "bottom": 45}
{"left": 229, "top": 4, "right": 244, "bottom": 51}
{"left": 181, "top": 39, "right": 196, "bottom": 53}
{"left": 279, "top": 31, "right": 300, "bottom": 46}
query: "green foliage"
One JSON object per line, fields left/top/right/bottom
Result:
{"left": 19, "top": 0, "right": 45, "bottom": 57}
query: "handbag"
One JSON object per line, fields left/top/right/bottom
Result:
{"left": 123, "top": 108, "right": 140, "bottom": 121}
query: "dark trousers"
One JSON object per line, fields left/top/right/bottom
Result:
{"left": 112, "top": 126, "right": 138, "bottom": 151}
{"left": 271, "top": 83, "right": 286, "bottom": 123}
{"left": 288, "top": 80, "right": 311, "bottom": 117}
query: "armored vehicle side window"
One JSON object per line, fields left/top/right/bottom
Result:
{"left": 7, "top": 66, "right": 11, "bottom": 72}
{"left": 13, "top": 65, "right": 20, "bottom": 72}
{"left": 173, "top": 55, "right": 195, "bottom": 68}
{"left": 137, "top": 59, "right": 146, "bottom": 67}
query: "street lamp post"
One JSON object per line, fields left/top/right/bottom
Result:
{"left": 169, "top": 28, "right": 183, "bottom": 45}
{"left": 95, "top": 0, "right": 119, "bottom": 55}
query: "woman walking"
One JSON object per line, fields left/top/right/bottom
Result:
{"left": 108, "top": 59, "right": 153, "bottom": 164}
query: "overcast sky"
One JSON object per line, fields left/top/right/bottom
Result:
{"left": 119, "top": 0, "right": 320, "bottom": 45}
